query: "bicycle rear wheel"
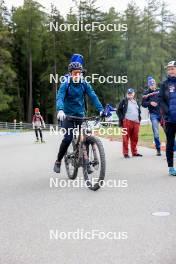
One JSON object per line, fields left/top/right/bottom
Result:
{"left": 83, "top": 136, "right": 106, "bottom": 191}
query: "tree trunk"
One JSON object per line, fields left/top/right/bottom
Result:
{"left": 27, "top": 0, "right": 33, "bottom": 123}
{"left": 27, "top": 50, "right": 32, "bottom": 122}
{"left": 53, "top": 33, "right": 57, "bottom": 124}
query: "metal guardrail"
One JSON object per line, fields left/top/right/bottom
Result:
{"left": 0, "top": 121, "right": 51, "bottom": 131}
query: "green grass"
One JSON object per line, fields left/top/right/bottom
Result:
{"left": 139, "top": 125, "right": 165, "bottom": 141}
{"left": 0, "top": 129, "right": 16, "bottom": 132}
{"left": 0, "top": 129, "right": 31, "bottom": 132}
{"left": 138, "top": 125, "right": 166, "bottom": 147}
{"left": 95, "top": 125, "right": 166, "bottom": 148}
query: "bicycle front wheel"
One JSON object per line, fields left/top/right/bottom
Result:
{"left": 83, "top": 136, "right": 106, "bottom": 191}
{"left": 64, "top": 141, "right": 78, "bottom": 180}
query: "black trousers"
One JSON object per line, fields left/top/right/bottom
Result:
{"left": 35, "top": 127, "right": 43, "bottom": 140}
{"left": 57, "top": 119, "right": 82, "bottom": 162}
{"left": 165, "top": 122, "right": 176, "bottom": 167}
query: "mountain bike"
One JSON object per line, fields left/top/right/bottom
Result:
{"left": 64, "top": 116, "right": 106, "bottom": 191}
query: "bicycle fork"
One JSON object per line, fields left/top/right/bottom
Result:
{"left": 81, "top": 142, "right": 99, "bottom": 167}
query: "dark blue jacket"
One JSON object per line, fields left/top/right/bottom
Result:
{"left": 142, "top": 88, "right": 160, "bottom": 115}
{"left": 159, "top": 76, "right": 176, "bottom": 123}
{"left": 56, "top": 80, "right": 103, "bottom": 117}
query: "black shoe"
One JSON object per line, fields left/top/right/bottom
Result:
{"left": 124, "top": 154, "right": 130, "bottom": 158}
{"left": 156, "top": 149, "right": 161, "bottom": 156}
{"left": 133, "top": 153, "right": 143, "bottom": 157}
{"left": 54, "top": 161, "right": 61, "bottom": 173}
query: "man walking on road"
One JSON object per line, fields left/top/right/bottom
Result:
{"left": 117, "top": 88, "right": 142, "bottom": 158}
{"left": 159, "top": 61, "right": 176, "bottom": 176}
{"left": 142, "top": 76, "right": 162, "bottom": 156}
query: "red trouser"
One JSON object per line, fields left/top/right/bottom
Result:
{"left": 122, "top": 119, "right": 140, "bottom": 155}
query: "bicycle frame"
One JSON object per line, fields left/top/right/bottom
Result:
{"left": 66, "top": 116, "right": 99, "bottom": 167}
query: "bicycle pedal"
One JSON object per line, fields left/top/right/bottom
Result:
{"left": 92, "top": 160, "right": 99, "bottom": 166}
{"left": 87, "top": 165, "right": 94, "bottom": 174}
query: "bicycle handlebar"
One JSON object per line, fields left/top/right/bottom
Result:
{"left": 66, "top": 115, "right": 99, "bottom": 121}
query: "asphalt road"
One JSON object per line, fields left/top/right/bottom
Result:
{"left": 0, "top": 131, "right": 176, "bottom": 264}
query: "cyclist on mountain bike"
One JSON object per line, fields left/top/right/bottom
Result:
{"left": 54, "top": 55, "right": 104, "bottom": 173}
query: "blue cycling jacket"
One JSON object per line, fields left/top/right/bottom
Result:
{"left": 56, "top": 80, "right": 103, "bottom": 117}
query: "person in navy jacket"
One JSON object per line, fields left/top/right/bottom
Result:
{"left": 159, "top": 61, "right": 176, "bottom": 176}
{"left": 142, "top": 76, "right": 162, "bottom": 156}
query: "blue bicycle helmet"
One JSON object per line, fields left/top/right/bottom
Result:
{"left": 68, "top": 62, "right": 83, "bottom": 72}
